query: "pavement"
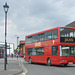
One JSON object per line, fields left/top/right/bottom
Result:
{"left": 0, "top": 57, "right": 25, "bottom": 75}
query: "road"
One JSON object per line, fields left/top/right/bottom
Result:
{"left": 23, "top": 62, "right": 75, "bottom": 75}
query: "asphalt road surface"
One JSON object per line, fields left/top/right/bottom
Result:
{"left": 23, "top": 62, "right": 75, "bottom": 75}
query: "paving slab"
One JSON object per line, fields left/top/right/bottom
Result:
{"left": 0, "top": 57, "right": 23, "bottom": 75}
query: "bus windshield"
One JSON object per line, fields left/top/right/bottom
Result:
{"left": 60, "top": 28, "right": 75, "bottom": 38}
{"left": 60, "top": 45, "right": 75, "bottom": 56}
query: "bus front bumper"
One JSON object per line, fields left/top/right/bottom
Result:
{"left": 60, "top": 60, "right": 75, "bottom": 64}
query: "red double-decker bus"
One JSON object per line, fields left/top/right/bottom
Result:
{"left": 25, "top": 27, "right": 75, "bottom": 66}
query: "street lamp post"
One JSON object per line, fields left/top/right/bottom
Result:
{"left": 15, "top": 35, "right": 19, "bottom": 48}
{"left": 17, "top": 37, "right": 19, "bottom": 48}
{"left": 17, "top": 37, "right": 19, "bottom": 53}
{"left": 15, "top": 35, "right": 19, "bottom": 53}
{"left": 3, "top": 2, "right": 9, "bottom": 70}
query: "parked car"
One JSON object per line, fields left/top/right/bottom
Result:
{"left": 19, "top": 54, "right": 24, "bottom": 57}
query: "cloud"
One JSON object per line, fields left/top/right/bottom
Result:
{"left": 0, "top": 0, "right": 75, "bottom": 48}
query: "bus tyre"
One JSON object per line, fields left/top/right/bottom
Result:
{"left": 47, "top": 58, "right": 51, "bottom": 66}
{"left": 29, "top": 58, "right": 31, "bottom": 64}
{"left": 64, "top": 64, "right": 67, "bottom": 66}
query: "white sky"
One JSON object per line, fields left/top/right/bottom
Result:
{"left": 0, "top": 0, "right": 75, "bottom": 48}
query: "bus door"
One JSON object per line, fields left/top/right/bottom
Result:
{"left": 51, "top": 46, "right": 59, "bottom": 64}
{"left": 36, "top": 47, "right": 44, "bottom": 63}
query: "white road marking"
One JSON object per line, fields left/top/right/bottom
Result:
{"left": 22, "top": 72, "right": 26, "bottom": 75}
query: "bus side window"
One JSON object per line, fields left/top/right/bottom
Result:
{"left": 52, "top": 46, "right": 58, "bottom": 55}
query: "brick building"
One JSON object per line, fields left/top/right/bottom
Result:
{"left": 19, "top": 41, "right": 25, "bottom": 54}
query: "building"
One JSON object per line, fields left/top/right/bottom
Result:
{"left": 0, "top": 44, "right": 4, "bottom": 58}
{"left": 19, "top": 41, "right": 25, "bottom": 54}
{"left": 0, "top": 42, "right": 14, "bottom": 58}
{"left": 65, "top": 21, "right": 75, "bottom": 27}
{"left": 7, "top": 43, "right": 14, "bottom": 55}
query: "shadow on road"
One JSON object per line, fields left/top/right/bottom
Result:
{"left": 25, "top": 62, "right": 75, "bottom": 68}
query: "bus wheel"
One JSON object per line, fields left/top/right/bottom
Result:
{"left": 61, "top": 64, "right": 67, "bottom": 67}
{"left": 29, "top": 58, "right": 31, "bottom": 64}
{"left": 47, "top": 58, "right": 51, "bottom": 66}
{"left": 64, "top": 64, "right": 67, "bottom": 67}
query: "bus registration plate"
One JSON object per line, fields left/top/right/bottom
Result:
{"left": 68, "top": 62, "right": 73, "bottom": 64}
